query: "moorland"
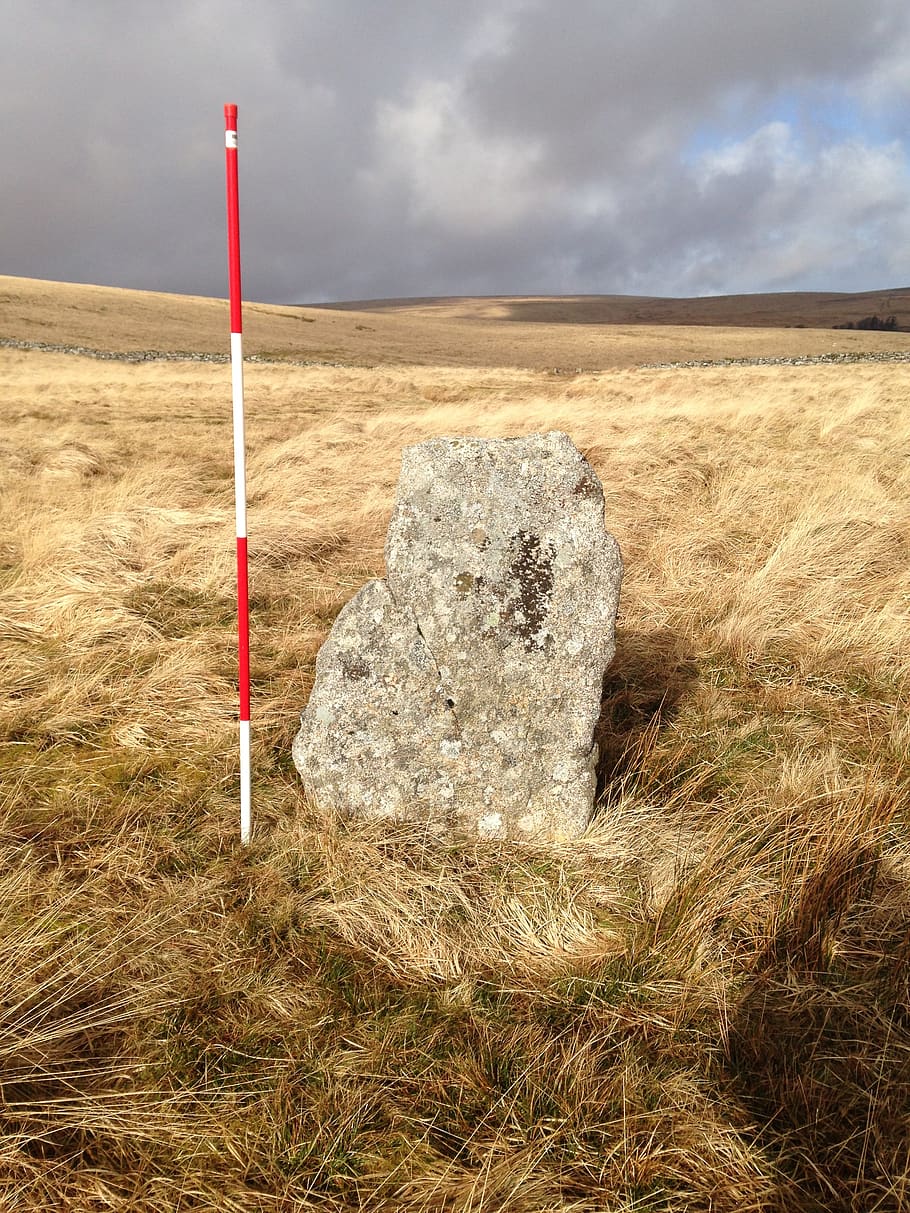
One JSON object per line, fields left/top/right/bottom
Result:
{"left": 1, "top": 275, "right": 908, "bottom": 1211}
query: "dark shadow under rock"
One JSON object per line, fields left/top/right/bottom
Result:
{"left": 592, "top": 626, "right": 698, "bottom": 810}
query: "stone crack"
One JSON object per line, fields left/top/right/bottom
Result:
{"left": 386, "top": 576, "right": 462, "bottom": 738}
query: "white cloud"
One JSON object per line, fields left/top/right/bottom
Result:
{"left": 689, "top": 123, "right": 910, "bottom": 291}
{"left": 367, "top": 81, "right": 545, "bottom": 236}
{"left": 695, "top": 122, "right": 798, "bottom": 183}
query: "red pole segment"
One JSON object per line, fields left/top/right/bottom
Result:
{"left": 225, "top": 104, "right": 243, "bottom": 335}
{"left": 224, "top": 102, "right": 251, "bottom": 844}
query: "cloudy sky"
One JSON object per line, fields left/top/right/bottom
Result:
{"left": 3, "top": 0, "right": 910, "bottom": 303}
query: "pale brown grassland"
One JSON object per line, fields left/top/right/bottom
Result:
{"left": 1, "top": 279, "right": 909, "bottom": 1211}
{"left": 4, "top": 274, "right": 910, "bottom": 368}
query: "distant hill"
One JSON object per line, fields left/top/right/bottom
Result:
{"left": 3, "top": 275, "right": 908, "bottom": 371}
{"left": 316, "top": 288, "right": 910, "bottom": 332}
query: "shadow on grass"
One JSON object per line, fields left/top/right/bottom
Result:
{"left": 592, "top": 625, "right": 698, "bottom": 808}
{"left": 726, "top": 840, "right": 910, "bottom": 1211}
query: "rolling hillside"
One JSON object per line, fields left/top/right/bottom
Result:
{"left": 3, "top": 274, "right": 909, "bottom": 370}
{"left": 1, "top": 277, "right": 909, "bottom": 1210}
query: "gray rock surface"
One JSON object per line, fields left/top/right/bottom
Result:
{"left": 293, "top": 431, "right": 622, "bottom": 840}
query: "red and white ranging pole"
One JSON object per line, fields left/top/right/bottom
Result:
{"left": 224, "top": 103, "right": 251, "bottom": 844}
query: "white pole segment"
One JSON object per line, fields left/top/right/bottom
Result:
{"left": 231, "top": 331, "right": 247, "bottom": 540}
{"left": 239, "top": 720, "right": 251, "bottom": 845}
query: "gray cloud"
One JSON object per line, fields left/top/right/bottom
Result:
{"left": 2, "top": 0, "right": 909, "bottom": 302}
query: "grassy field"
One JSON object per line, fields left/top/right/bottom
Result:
{"left": 323, "top": 284, "right": 910, "bottom": 333}
{"left": 4, "top": 274, "right": 910, "bottom": 369}
{"left": 1, "top": 280, "right": 909, "bottom": 1210}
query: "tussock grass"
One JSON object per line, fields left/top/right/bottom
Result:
{"left": 1, "top": 340, "right": 909, "bottom": 1210}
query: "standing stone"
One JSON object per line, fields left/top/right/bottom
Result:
{"left": 292, "top": 431, "right": 622, "bottom": 841}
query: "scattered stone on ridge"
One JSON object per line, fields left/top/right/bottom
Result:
{"left": 292, "top": 430, "right": 623, "bottom": 841}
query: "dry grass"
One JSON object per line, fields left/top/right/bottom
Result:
{"left": 5, "top": 274, "right": 910, "bottom": 370}
{"left": 1, "top": 283, "right": 909, "bottom": 1210}
{"left": 328, "top": 285, "right": 910, "bottom": 333}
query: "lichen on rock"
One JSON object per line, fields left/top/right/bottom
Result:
{"left": 292, "top": 431, "right": 623, "bottom": 841}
